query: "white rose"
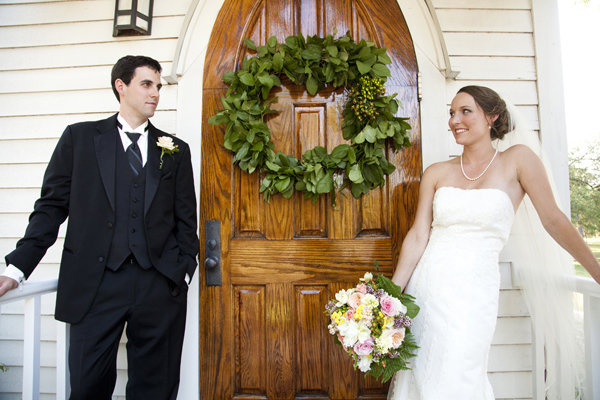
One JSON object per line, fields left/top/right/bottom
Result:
{"left": 362, "top": 293, "right": 379, "bottom": 309}
{"left": 338, "top": 320, "right": 359, "bottom": 347}
{"left": 335, "top": 289, "right": 350, "bottom": 307}
{"left": 360, "top": 272, "right": 373, "bottom": 282}
{"left": 376, "top": 328, "right": 395, "bottom": 353}
{"left": 357, "top": 321, "right": 371, "bottom": 343}
{"left": 358, "top": 356, "right": 372, "bottom": 372}
{"left": 157, "top": 136, "right": 176, "bottom": 151}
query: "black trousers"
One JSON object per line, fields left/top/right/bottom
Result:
{"left": 68, "top": 259, "right": 188, "bottom": 400}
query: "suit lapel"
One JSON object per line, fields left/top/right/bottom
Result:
{"left": 94, "top": 114, "right": 119, "bottom": 211}
{"left": 145, "top": 124, "right": 161, "bottom": 215}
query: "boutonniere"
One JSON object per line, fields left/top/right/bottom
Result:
{"left": 156, "top": 136, "right": 179, "bottom": 169}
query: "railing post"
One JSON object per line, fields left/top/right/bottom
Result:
{"left": 584, "top": 293, "right": 600, "bottom": 400}
{"left": 22, "top": 295, "right": 41, "bottom": 400}
{"left": 56, "top": 322, "right": 71, "bottom": 399}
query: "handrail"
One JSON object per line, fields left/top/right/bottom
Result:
{"left": 0, "top": 279, "right": 58, "bottom": 304}
{"left": 574, "top": 275, "right": 600, "bottom": 297}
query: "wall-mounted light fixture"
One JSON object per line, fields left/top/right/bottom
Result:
{"left": 113, "top": 0, "right": 154, "bottom": 37}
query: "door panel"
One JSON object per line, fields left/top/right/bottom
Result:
{"left": 201, "top": 1, "right": 420, "bottom": 398}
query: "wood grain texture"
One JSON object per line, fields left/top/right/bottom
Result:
{"left": 201, "top": 1, "right": 420, "bottom": 398}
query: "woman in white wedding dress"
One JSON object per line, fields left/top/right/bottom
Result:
{"left": 388, "top": 86, "right": 600, "bottom": 400}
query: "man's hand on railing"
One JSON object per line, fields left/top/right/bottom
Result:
{"left": 0, "top": 276, "right": 18, "bottom": 297}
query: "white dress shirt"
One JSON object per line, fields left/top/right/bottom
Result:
{"left": 117, "top": 114, "right": 149, "bottom": 166}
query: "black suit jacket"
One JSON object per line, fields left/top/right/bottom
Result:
{"left": 6, "top": 114, "right": 199, "bottom": 323}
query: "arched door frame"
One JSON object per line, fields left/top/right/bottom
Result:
{"left": 172, "top": 1, "right": 453, "bottom": 399}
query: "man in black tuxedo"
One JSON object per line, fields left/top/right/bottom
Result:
{"left": 0, "top": 55, "right": 199, "bottom": 399}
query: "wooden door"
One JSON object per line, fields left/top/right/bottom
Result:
{"left": 200, "top": 0, "right": 420, "bottom": 398}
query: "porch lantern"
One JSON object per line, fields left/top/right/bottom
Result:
{"left": 113, "top": 0, "right": 154, "bottom": 37}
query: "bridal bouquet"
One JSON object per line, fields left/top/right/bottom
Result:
{"left": 325, "top": 270, "right": 419, "bottom": 382}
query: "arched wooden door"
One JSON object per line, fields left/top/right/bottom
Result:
{"left": 200, "top": 0, "right": 420, "bottom": 398}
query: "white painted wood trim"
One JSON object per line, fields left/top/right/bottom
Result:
{"left": 423, "top": 0, "right": 459, "bottom": 77}
{"left": 531, "top": 0, "right": 570, "bottom": 211}
{"left": 164, "top": 0, "right": 201, "bottom": 84}
{"left": 23, "top": 296, "right": 41, "bottom": 400}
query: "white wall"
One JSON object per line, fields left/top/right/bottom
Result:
{"left": 0, "top": 0, "right": 195, "bottom": 398}
{"left": 0, "top": 0, "right": 567, "bottom": 399}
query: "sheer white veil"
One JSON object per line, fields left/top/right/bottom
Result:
{"left": 495, "top": 102, "right": 583, "bottom": 399}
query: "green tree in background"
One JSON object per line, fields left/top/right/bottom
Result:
{"left": 570, "top": 140, "right": 600, "bottom": 237}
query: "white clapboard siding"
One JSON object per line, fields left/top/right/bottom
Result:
{"left": 449, "top": 56, "right": 537, "bottom": 81}
{"left": 0, "top": 87, "right": 177, "bottom": 117}
{"left": 0, "top": 111, "right": 177, "bottom": 140}
{"left": 0, "top": 214, "right": 31, "bottom": 237}
{"left": 446, "top": 80, "right": 539, "bottom": 106}
{"left": 0, "top": 139, "right": 59, "bottom": 164}
{"left": 0, "top": 16, "right": 184, "bottom": 48}
{"left": 0, "top": 1, "right": 190, "bottom": 397}
{"left": 0, "top": 0, "right": 190, "bottom": 26}
{"left": 445, "top": 32, "right": 535, "bottom": 56}
{"left": 437, "top": 9, "right": 533, "bottom": 33}
{"left": 0, "top": 164, "right": 49, "bottom": 188}
{"left": 0, "top": 63, "right": 174, "bottom": 94}
{"left": 0, "top": 239, "right": 65, "bottom": 264}
{"left": 433, "top": 0, "right": 531, "bottom": 8}
{"left": 490, "top": 371, "right": 533, "bottom": 399}
{"left": 0, "top": 39, "right": 177, "bottom": 71}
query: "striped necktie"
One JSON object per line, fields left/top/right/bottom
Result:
{"left": 125, "top": 132, "right": 143, "bottom": 176}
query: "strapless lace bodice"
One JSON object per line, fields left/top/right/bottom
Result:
{"left": 388, "top": 187, "right": 515, "bottom": 400}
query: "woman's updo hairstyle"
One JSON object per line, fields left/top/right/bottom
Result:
{"left": 457, "top": 85, "right": 510, "bottom": 140}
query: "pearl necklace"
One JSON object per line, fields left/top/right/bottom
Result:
{"left": 460, "top": 148, "right": 499, "bottom": 181}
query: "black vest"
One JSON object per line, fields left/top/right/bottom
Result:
{"left": 106, "top": 143, "right": 152, "bottom": 270}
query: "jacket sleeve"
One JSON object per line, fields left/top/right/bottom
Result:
{"left": 5, "top": 126, "right": 73, "bottom": 278}
{"left": 173, "top": 142, "right": 199, "bottom": 279}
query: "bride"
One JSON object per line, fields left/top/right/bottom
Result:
{"left": 388, "top": 85, "right": 600, "bottom": 399}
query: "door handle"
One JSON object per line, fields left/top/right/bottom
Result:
{"left": 204, "top": 220, "right": 221, "bottom": 286}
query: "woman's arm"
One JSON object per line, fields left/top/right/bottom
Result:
{"left": 391, "top": 164, "right": 439, "bottom": 289}
{"left": 516, "top": 145, "right": 600, "bottom": 284}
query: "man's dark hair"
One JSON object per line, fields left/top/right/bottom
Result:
{"left": 111, "top": 55, "right": 162, "bottom": 102}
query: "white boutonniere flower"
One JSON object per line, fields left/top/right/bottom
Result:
{"left": 157, "top": 136, "right": 179, "bottom": 169}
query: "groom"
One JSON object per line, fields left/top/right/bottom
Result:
{"left": 0, "top": 55, "right": 199, "bottom": 399}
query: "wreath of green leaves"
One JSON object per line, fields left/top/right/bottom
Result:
{"left": 208, "top": 32, "right": 412, "bottom": 206}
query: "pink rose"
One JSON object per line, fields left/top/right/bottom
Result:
{"left": 356, "top": 283, "right": 368, "bottom": 294}
{"left": 345, "top": 309, "right": 355, "bottom": 320}
{"left": 380, "top": 295, "right": 405, "bottom": 317}
{"left": 391, "top": 328, "right": 406, "bottom": 348}
{"left": 348, "top": 292, "right": 364, "bottom": 309}
{"left": 353, "top": 338, "right": 374, "bottom": 356}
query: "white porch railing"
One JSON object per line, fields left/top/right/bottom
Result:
{"left": 0, "top": 279, "right": 70, "bottom": 400}
{"left": 575, "top": 276, "right": 600, "bottom": 400}
{"left": 1, "top": 276, "right": 599, "bottom": 400}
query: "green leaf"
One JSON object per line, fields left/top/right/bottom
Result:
{"left": 348, "top": 164, "right": 363, "bottom": 183}
{"left": 356, "top": 60, "right": 371, "bottom": 75}
{"left": 239, "top": 72, "right": 255, "bottom": 86}
{"left": 273, "top": 52, "right": 284, "bottom": 72}
{"left": 306, "top": 76, "right": 319, "bottom": 96}
{"left": 267, "top": 36, "right": 277, "bottom": 48}
{"left": 316, "top": 173, "right": 333, "bottom": 194}
{"left": 330, "top": 144, "right": 349, "bottom": 160}
{"left": 285, "top": 35, "right": 299, "bottom": 49}
{"left": 243, "top": 38, "right": 257, "bottom": 51}
{"left": 222, "top": 71, "right": 237, "bottom": 84}
{"left": 362, "top": 125, "right": 378, "bottom": 143}
{"left": 208, "top": 113, "right": 228, "bottom": 125}
{"left": 372, "top": 63, "right": 391, "bottom": 77}
{"left": 257, "top": 73, "right": 274, "bottom": 87}
{"left": 377, "top": 53, "right": 391, "bottom": 65}
{"left": 275, "top": 177, "right": 291, "bottom": 192}
{"left": 326, "top": 45, "right": 338, "bottom": 57}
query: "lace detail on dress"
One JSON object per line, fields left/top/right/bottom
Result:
{"left": 388, "top": 187, "right": 514, "bottom": 400}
